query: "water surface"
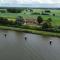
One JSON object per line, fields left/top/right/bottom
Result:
{"left": 0, "top": 30, "right": 60, "bottom": 60}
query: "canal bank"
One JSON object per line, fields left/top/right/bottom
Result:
{"left": 0, "top": 26, "right": 60, "bottom": 37}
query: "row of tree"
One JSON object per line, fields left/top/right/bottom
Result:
{"left": 0, "top": 15, "right": 56, "bottom": 32}
{"left": 0, "top": 15, "right": 52, "bottom": 27}
{"left": 7, "top": 8, "right": 25, "bottom": 13}
{"left": 37, "top": 16, "right": 53, "bottom": 31}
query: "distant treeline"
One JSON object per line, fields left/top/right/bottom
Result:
{"left": 0, "top": 7, "right": 60, "bottom": 9}
{"left": 7, "top": 8, "right": 26, "bottom": 13}
{"left": 0, "top": 8, "right": 26, "bottom": 13}
{"left": 0, "top": 8, "right": 33, "bottom": 13}
{"left": 0, "top": 7, "right": 60, "bottom": 13}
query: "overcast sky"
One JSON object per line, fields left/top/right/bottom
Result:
{"left": 0, "top": 0, "right": 60, "bottom": 7}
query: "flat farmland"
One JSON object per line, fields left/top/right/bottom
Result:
{"left": 0, "top": 9, "right": 60, "bottom": 26}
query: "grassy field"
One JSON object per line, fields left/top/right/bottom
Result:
{"left": 0, "top": 26, "right": 60, "bottom": 37}
{"left": 0, "top": 9, "right": 60, "bottom": 26}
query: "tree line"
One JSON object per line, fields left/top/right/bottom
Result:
{"left": 0, "top": 15, "right": 60, "bottom": 33}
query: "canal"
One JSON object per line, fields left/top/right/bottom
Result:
{"left": 0, "top": 30, "right": 60, "bottom": 60}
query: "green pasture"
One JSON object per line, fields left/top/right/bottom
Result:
{"left": 0, "top": 9, "right": 60, "bottom": 26}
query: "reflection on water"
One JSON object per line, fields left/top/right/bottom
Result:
{"left": 0, "top": 30, "right": 60, "bottom": 60}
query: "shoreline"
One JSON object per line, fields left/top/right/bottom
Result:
{"left": 0, "top": 26, "right": 60, "bottom": 37}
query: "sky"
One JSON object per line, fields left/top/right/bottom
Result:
{"left": 0, "top": 0, "right": 60, "bottom": 7}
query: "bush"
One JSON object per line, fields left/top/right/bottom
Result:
{"left": 47, "top": 18, "right": 52, "bottom": 23}
{"left": 45, "top": 10, "right": 51, "bottom": 13}
{"left": 41, "top": 13, "right": 49, "bottom": 15}
{"left": 53, "top": 14, "right": 55, "bottom": 16}
{"left": 30, "top": 9, "right": 33, "bottom": 12}
{"left": 31, "top": 12, "right": 40, "bottom": 15}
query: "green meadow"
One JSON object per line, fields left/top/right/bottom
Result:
{"left": 0, "top": 9, "right": 60, "bottom": 26}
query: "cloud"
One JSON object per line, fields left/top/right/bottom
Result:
{"left": 0, "top": 0, "right": 60, "bottom": 4}
{"left": 0, "top": 0, "right": 60, "bottom": 7}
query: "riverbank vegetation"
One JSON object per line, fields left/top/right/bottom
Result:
{"left": 0, "top": 8, "right": 60, "bottom": 37}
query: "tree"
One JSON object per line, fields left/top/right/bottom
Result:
{"left": 53, "top": 14, "right": 55, "bottom": 16}
{"left": 47, "top": 18, "right": 52, "bottom": 22}
{"left": 30, "top": 9, "right": 33, "bottom": 12}
{"left": 47, "top": 18, "right": 53, "bottom": 28}
{"left": 16, "top": 16, "right": 24, "bottom": 25}
{"left": 0, "top": 17, "right": 9, "bottom": 25}
{"left": 41, "top": 22, "right": 49, "bottom": 30}
{"left": 45, "top": 10, "right": 51, "bottom": 13}
{"left": 37, "top": 16, "right": 43, "bottom": 25}
{"left": 41, "top": 18, "right": 53, "bottom": 31}
{"left": 7, "top": 8, "right": 24, "bottom": 13}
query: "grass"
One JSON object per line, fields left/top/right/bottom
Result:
{"left": 0, "top": 26, "right": 60, "bottom": 37}
{"left": 0, "top": 9, "right": 60, "bottom": 26}
{"left": 0, "top": 9, "right": 60, "bottom": 37}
